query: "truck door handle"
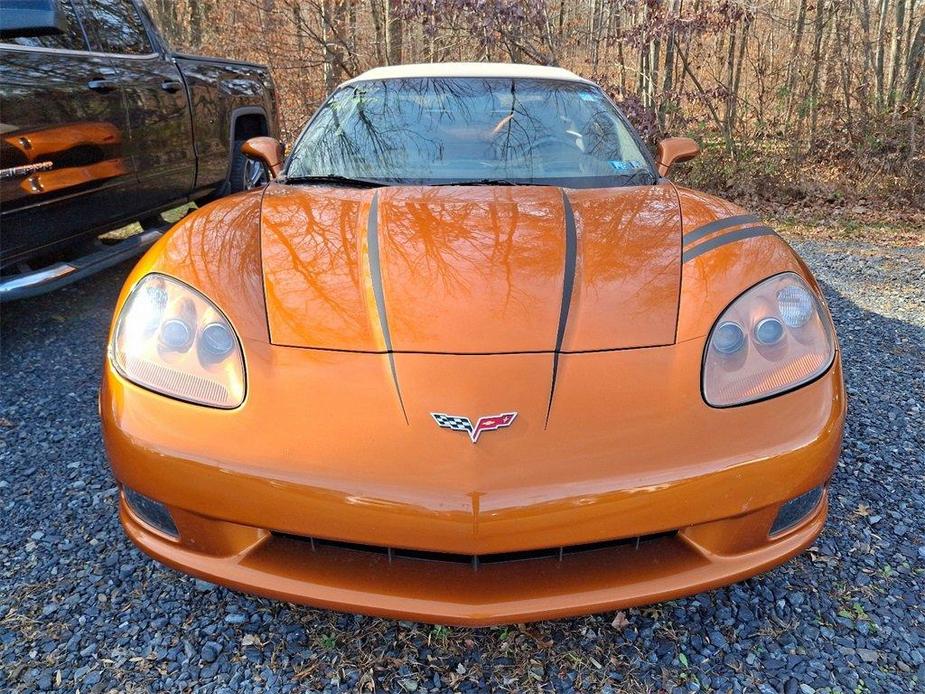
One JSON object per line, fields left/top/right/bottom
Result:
{"left": 87, "top": 79, "right": 117, "bottom": 93}
{"left": 161, "top": 80, "right": 183, "bottom": 93}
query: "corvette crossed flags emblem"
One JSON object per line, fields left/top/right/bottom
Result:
{"left": 431, "top": 412, "right": 517, "bottom": 443}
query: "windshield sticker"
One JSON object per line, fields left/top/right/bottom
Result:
{"left": 610, "top": 160, "right": 643, "bottom": 172}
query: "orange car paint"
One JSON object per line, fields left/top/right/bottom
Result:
{"left": 101, "top": 179, "right": 845, "bottom": 625}
{"left": 261, "top": 184, "right": 682, "bottom": 352}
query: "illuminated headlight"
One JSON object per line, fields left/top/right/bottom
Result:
{"left": 111, "top": 274, "right": 245, "bottom": 408}
{"left": 703, "top": 272, "right": 835, "bottom": 407}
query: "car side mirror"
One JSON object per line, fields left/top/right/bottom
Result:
{"left": 241, "top": 137, "right": 284, "bottom": 179}
{"left": 655, "top": 137, "right": 700, "bottom": 177}
{"left": 0, "top": 0, "right": 66, "bottom": 38}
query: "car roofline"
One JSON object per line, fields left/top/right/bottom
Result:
{"left": 341, "top": 62, "right": 594, "bottom": 86}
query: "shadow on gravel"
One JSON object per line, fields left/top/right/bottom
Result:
{"left": 1, "top": 267, "right": 923, "bottom": 693}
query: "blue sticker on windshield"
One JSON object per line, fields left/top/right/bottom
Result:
{"left": 610, "top": 160, "right": 644, "bottom": 172}
{"left": 578, "top": 92, "right": 598, "bottom": 102}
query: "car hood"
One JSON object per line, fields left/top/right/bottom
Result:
{"left": 259, "top": 182, "right": 681, "bottom": 353}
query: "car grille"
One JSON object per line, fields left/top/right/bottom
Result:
{"left": 273, "top": 531, "right": 677, "bottom": 571}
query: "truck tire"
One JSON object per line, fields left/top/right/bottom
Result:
{"left": 228, "top": 139, "right": 269, "bottom": 193}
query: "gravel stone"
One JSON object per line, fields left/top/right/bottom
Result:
{"left": 201, "top": 641, "right": 223, "bottom": 663}
{"left": 1, "top": 234, "right": 923, "bottom": 691}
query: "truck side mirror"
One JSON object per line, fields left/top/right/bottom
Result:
{"left": 0, "top": 0, "right": 65, "bottom": 39}
{"left": 655, "top": 137, "right": 700, "bottom": 177}
{"left": 241, "top": 137, "right": 284, "bottom": 179}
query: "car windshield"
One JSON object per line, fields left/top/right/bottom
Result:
{"left": 286, "top": 77, "right": 656, "bottom": 188}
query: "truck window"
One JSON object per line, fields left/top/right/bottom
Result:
{"left": 81, "top": 0, "right": 152, "bottom": 55}
{"left": 0, "top": 0, "right": 88, "bottom": 51}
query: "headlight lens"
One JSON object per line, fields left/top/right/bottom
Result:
{"left": 703, "top": 272, "right": 835, "bottom": 407}
{"left": 111, "top": 274, "right": 245, "bottom": 408}
{"left": 776, "top": 284, "right": 815, "bottom": 327}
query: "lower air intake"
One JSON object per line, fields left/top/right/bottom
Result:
{"left": 274, "top": 531, "right": 677, "bottom": 571}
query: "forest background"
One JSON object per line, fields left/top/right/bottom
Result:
{"left": 149, "top": 0, "right": 925, "bottom": 219}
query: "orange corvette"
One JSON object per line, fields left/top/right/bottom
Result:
{"left": 101, "top": 64, "right": 845, "bottom": 625}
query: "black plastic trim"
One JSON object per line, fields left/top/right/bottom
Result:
{"left": 274, "top": 530, "right": 678, "bottom": 567}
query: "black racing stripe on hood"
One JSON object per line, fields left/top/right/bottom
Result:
{"left": 545, "top": 189, "right": 578, "bottom": 428}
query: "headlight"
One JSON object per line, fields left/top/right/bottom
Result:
{"left": 703, "top": 272, "right": 835, "bottom": 407}
{"left": 111, "top": 274, "right": 245, "bottom": 408}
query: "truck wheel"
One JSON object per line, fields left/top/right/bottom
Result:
{"left": 229, "top": 139, "right": 269, "bottom": 192}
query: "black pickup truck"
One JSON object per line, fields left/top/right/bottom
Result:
{"left": 0, "top": 0, "right": 278, "bottom": 300}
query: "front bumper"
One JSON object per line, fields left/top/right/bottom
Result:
{"left": 102, "top": 338, "right": 844, "bottom": 624}
{"left": 120, "top": 488, "right": 828, "bottom": 625}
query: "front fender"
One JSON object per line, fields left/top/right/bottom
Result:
{"left": 109, "top": 190, "right": 269, "bottom": 345}
{"left": 674, "top": 186, "right": 816, "bottom": 342}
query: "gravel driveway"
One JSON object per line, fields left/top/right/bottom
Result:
{"left": 1, "top": 233, "right": 923, "bottom": 693}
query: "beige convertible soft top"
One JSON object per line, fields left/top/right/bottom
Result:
{"left": 343, "top": 62, "right": 590, "bottom": 85}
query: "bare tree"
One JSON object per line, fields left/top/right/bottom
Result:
{"left": 147, "top": 0, "right": 925, "bottom": 202}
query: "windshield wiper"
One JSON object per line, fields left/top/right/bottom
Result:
{"left": 281, "top": 174, "right": 387, "bottom": 188}
{"left": 619, "top": 170, "right": 657, "bottom": 186}
{"left": 431, "top": 178, "right": 547, "bottom": 187}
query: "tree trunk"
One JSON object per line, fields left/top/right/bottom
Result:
{"left": 904, "top": 17, "right": 925, "bottom": 100}
{"left": 835, "top": 2, "right": 854, "bottom": 135}
{"left": 722, "top": 22, "right": 738, "bottom": 144}
{"left": 806, "top": 0, "right": 828, "bottom": 149}
{"left": 858, "top": 0, "right": 876, "bottom": 109}
{"left": 887, "top": 0, "right": 908, "bottom": 106}
{"left": 322, "top": 0, "right": 348, "bottom": 91}
{"left": 386, "top": 0, "right": 402, "bottom": 65}
{"left": 727, "top": 18, "right": 750, "bottom": 154}
{"left": 660, "top": 0, "right": 680, "bottom": 130}
{"left": 875, "top": 0, "right": 890, "bottom": 106}
{"left": 616, "top": 7, "right": 626, "bottom": 91}
{"left": 293, "top": 1, "right": 305, "bottom": 55}
{"left": 189, "top": 0, "right": 206, "bottom": 48}
{"left": 785, "top": 0, "right": 808, "bottom": 122}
